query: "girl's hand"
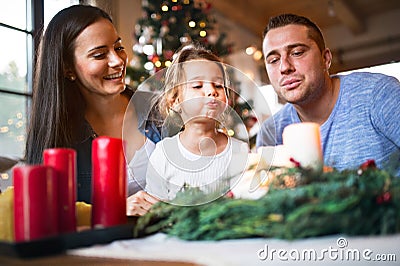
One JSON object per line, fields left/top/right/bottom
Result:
{"left": 126, "top": 190, "right": 159, "bottom": 216}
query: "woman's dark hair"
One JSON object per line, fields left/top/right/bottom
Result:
{"left": 263, "top": 13, "right": 326, "bottom": 52}
{"left": 25, "top": 5, "right": 112, "bottom": 164}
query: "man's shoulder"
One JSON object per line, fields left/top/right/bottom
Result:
{"left": 262, "top": 104, "right": 294, "bottom": 127}
{"left": 337, "top": 71, "right": 400, "bottom": 100}
{"left": 339, "top": 71, "right": 398, "bottom": 87}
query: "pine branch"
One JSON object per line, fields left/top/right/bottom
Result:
{"left": 135, "top": 161, "right": 400, "bottom": 240}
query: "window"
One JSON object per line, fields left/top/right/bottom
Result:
{"left": 339, "top": 62, "right": 400, "bottom": 81}
{"left": 0, "top": 0, "right": 78, "bottom": 190}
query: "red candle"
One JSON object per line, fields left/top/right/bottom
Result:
{"left": 13, "top": 165, "right": 59, "bottom": 242}
{"left": 91, "top": 137, "right": 127, "bottom": 228}
{"left": 43, "top": 148, "right": 77, "bottom": 233}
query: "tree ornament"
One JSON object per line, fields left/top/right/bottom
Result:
{"left": 207, "top": 33, "right": 218, "bottom": 44}
{"left": 172, "top": 5, "right": 182, "bottom": 11}
{"left": 194, "top": 0, "right": 207, "bottom": 9}
{"left": 180, "top": 33, "right": 192, "bottom": 44}
{"left": 160, "top": 25, "right": 169, "bottom": 37}
{"left": 164, "top": 50, "right": 174, "bottom": 60}
{"left": 142, "top": 26, "right": 155, "bottom": 43}
{"left": 133, "top": 43, "right": 143, "bottom": 53}
{"left": 148, "top": 54, "right": 159, "bottom": 63}
{"left": 151, "top": 13, "right": 161, "bottom": 21}
{"left": 134, "top": 24, "right": 142, "bottom": 37}
{"left": 169, "top": 16, "right": 177, "bottom": 24}
{"left": 129, "top": 55, "right": 142, "bottom": 69}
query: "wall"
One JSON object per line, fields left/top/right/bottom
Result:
{"left": 213, "top": 10, "right": 266, "bottom": 86}
{"left": 113, "top": 0, "right": 142, "bottom": 62}
{"left": 325, "top": 8, "right": 400, "bottom": 73}
{"left": 82, "top": 0, "right": 142, "bottom": 62}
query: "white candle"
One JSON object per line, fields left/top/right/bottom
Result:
{"left": 282, "top": 122, "right": 323, "bottom": 172}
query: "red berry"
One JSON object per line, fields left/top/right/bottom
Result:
{"left": 225, "top": 190, "right": 234, "bottom": 198}
{"left": 360, "top": 160, "right": 377, "bottom": 171}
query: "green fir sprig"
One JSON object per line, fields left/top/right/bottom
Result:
{"left": 134, "top": 161, "right": 400, "bottom": 240}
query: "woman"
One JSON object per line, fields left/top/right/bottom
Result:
{"left": 25, "top": 5, "right": 159, "bottom": 216}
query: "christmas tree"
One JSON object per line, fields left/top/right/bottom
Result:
{"left": 126, "top": 0, "right": 234, "bottom": 89}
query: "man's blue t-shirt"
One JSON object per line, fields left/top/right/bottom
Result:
{"left": 256, "top": 72, "right": 400, "bottom": 175}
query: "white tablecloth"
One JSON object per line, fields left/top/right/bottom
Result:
{"left": 68, "top": 233, "right": 400, "bottom": 265}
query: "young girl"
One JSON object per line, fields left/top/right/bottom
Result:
{"left": 145, "top": 44, "right": 249, "bottom": 205}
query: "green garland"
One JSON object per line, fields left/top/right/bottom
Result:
{"left": 134, "top": 161, "right": 400, "bottom": 240}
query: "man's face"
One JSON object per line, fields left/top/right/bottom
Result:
{"left": 262, "top": 24, "right": 330, "bottom": 105}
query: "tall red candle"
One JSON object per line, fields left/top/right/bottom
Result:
{"left": 43, "top": 148, "right": 77, "bottom": 233}
{"left": 92, "top": 137, "right": 127, "bottom": 228}
{"left": 13, "top": 165, "right": 58, "bottom": 242}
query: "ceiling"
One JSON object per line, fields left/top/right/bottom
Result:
{"left": 212, "top": 0, "right": 400, "bottom": 38}
{"left": 211, "top": 0, "right": 400, "bottom": 73}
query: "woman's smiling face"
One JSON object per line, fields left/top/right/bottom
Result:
{"left": 72, "top": 18, "right": 127, "bottom": 96}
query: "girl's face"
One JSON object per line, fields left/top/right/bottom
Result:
{"left": 175, "top": 60, "right": 228, "bottom": 123}
{"left": 72, "top": 18, "right": 127, "bottom": 97}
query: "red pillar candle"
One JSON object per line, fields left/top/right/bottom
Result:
{"left": 92, "top": 137, "right": 127, "bottom": 228}
{"left": 13, "top": 165, "right": 59, "bottom": 242}
{"left": 43, "top": 148, "right": 77, "bottom": 233}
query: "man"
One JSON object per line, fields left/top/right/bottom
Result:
{"left": 256, "top": 13, "right": 400, "bottom": 174}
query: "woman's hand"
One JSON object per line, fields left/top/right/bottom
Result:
{"left": 126, "top": 190, "right": 159, "bottom": 216}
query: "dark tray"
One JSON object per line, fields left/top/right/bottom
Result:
{"left": 0, "top": 217, "right": 137, "bottom": 258}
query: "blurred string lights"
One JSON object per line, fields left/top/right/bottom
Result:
{"left": 0, "top": 112, "right": 25, "bottom": 141}
{"left": 127, "top": 0, "right": 266, "bottom": 88}
{"left": 245, "top": 45, "right": 263, "bottom": 61}
{"left": 0, "top": 112, "right": 25, "bottom": 179}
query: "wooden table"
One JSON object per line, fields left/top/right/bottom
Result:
{"left": 68, "top": 233, "right": 400, "bottom": 266}
{"left": 2, "top": 233, "right": 399, "bottom": 266}
{"left": 0, "top": 255, "right": 197, "bottom": 265}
